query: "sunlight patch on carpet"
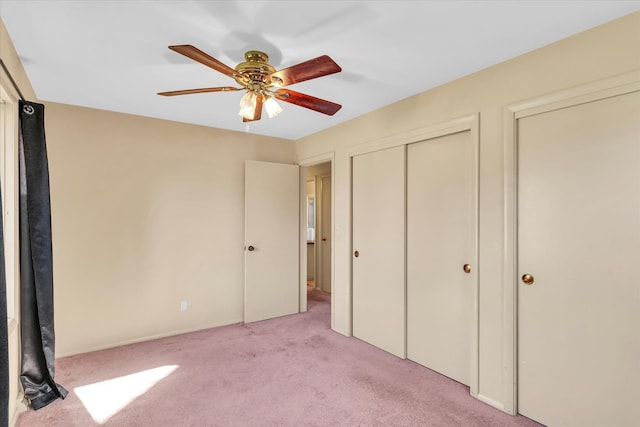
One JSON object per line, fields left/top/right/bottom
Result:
{"left": 74, "top": 365, "right": 179, "bottom": 424}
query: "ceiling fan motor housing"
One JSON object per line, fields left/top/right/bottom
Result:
{"left": 234, "top": 51, "right": 279, "bottom": 90}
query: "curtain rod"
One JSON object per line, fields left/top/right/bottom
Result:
{"left": 0, "top": 58, "right": 26, "bottom": 102}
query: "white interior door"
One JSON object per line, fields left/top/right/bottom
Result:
{"left": 517, "top": 91, "right": 640, "bottom": 426}
{"left": 319, "top": 175, "right": 332, "bottom": 293}
{"left": 406, "top": 130, "right": 476, "bottom": 386}
{"left": 352, "top": 146, "right": 405, "bottom": 358}
{"left": 245, "top": 160, "right": 299, "bottom": 323}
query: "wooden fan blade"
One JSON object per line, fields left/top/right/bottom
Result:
{"left": 158, "top": 87, "right": 242, "bottom": 96}
{"left": 274, "top": 89, "right": 341, "bottom": 116}
{"left": 169, "top": 45, "right": 239, "bottom": 79}
{"left": 269, "top": 55, "right": 341, "bottom": 87}
{"left": 242, "top": 93, "right": 263, "bottom": 122}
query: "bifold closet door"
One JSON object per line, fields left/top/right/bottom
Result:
{"left": 352, "top": 145, "right": 405, "bottom": 358}
{"left": 406, "top": 131, "right": 476, "bottom": 386}
{"left": 517, "top": 90, "right": 640, "bottom": 427}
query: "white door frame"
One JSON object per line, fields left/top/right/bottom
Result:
{"left": 0, "top": 85, "right": 19, "bottom": 324}
{"left": 298, "top": 153, "right": 334, "bottom": 322}
{"left": 502, "top": 70, "right": 640, "bottom": 415}
{"left": 348, "top": 113, "right": 480, "bottom": 395}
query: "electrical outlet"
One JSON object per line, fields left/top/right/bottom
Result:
{"left": 180, "top": 300, "right": 188, "bottom": 312}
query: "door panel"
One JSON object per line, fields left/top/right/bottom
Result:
{"left": 245, "top": 160, "right": 299, "bottom": 323}
{"left": 406, "top": 130, "right": 475, "bottom": 386}
{"left": 518, "top": 91, "right": 640, "bottom": 426}
{"left": 352, "top": 146, "right": 405, "bottom": 358}
{"left": 320, "top": 175, "right": 332, "bottom": 293}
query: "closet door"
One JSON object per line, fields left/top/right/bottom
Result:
{"left": 352, "top": 146, "right": 405, "bottom": 358}
{"left": 406, "top": 130, "right": 476, "bottom": 386}
{"left": 517, "top": 90, "right": 640, "bottom": 426}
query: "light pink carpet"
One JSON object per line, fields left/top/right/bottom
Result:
{"left": 16, "top": 288, "right": 541, "bottom": 426}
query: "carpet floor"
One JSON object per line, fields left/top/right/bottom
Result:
{"left": 16, "top": 287, "right": 542, "bottom": 426}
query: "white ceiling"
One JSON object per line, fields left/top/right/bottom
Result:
{"left": 1, "top": 1, "right": 639, "bottom": 140}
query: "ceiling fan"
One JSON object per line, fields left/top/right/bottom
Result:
{"left": 158, "top": 45, "right": 342, "bottom": 122}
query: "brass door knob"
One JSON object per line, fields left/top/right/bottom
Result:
{"left": 463, "top": 264, "right": 471, "bottom": 273}
{"left": 522, "top": 274, "right": 534, "bottom": 285}
{"left": 354, "top": 250, "right": 360, "bottom": 258}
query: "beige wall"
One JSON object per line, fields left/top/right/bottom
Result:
{"left": 296, "top": 12, "right": 640, "bottom": 413}
{"left": 305, "top": 162, "right": 331, "bottom": 178}
{"left": 1, "top": 18, "right": 37, "bottom": 427}
{"left": 44, "top": 103, "right": 296, "bottom": 356}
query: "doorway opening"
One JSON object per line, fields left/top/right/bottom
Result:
{"left": 304, "top": 161, "right": 332, "bottom": 320}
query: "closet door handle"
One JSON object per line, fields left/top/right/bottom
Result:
{"left": 463, "top": 264, "right": 471, "bottom": 273}
{"left": 354, "top": 250, "right": 360, "bottom": 258}
{"left": 522, "top": 274, "right": 534, "bottom": 285}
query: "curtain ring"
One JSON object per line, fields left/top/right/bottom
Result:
{"left": 23, "top": 104, "right": 35, "bottom": 115}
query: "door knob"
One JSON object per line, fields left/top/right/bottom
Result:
{"left": 522, "top": 273, "right": 534, "bottom": 285}
{"left": 463, "top": 264, "right": 471, "bottom": 273}
{"left": 247, "top": 245, "right": 255, "bottom": 252}
{"left": 354, "top": 250, "right": 360, "bottom": 258}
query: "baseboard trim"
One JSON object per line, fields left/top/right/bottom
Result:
{"left": 475, "top": 393, "right": 514, "bottom": 415}
{"left": 57, "top": 320, "right": 244, "bottom": 358}
{"left": 10, "top": 396, "right": 28, "bottom": 427}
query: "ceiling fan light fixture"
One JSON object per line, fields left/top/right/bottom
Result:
{"left": 264, "top": 96, "right": 283, "bottom": 118}
{"left": 239, "top": 90, "right": 258, "bottom": 119}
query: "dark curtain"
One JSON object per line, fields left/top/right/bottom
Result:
{"left": 18, "top": 100, "right": 67, "bottom": 410}
{"left": 1, "top": 148, "right": 9, "bottom": 427}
